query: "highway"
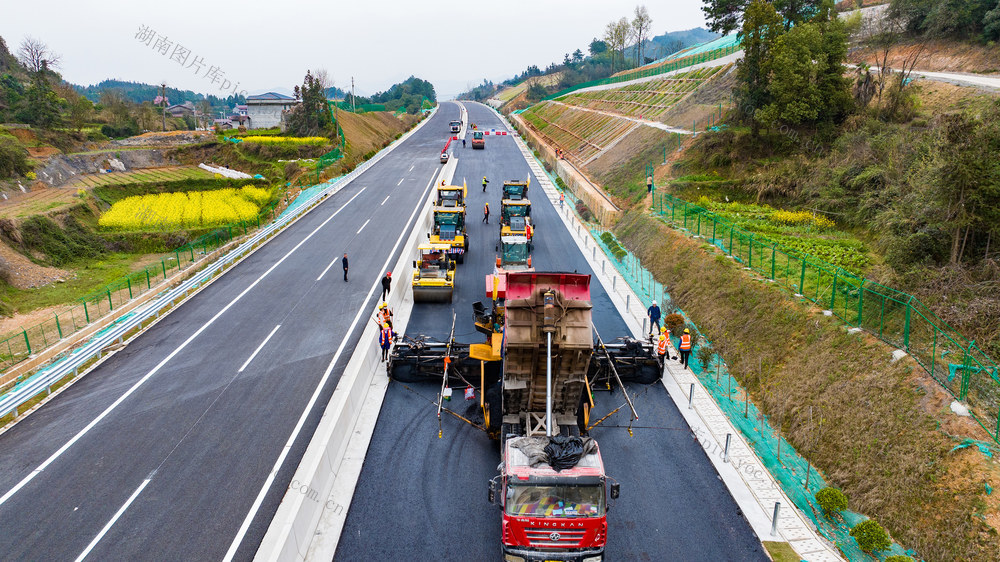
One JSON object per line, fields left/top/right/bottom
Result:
{"left": 336, "top": 102, "right": 767, "bottom": 560}
{"left": 0, "top": 104, "right": 461, "bottom": 561}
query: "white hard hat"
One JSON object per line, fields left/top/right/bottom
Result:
{"left": 652, "top": 300, "right": 657, "bottom": 305}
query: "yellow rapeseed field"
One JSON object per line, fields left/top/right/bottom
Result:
{"left": 99, "top": 187, "right": 271, "bottom": 231}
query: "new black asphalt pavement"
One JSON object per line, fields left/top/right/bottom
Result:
{"left": 336, "top": 103, "right": 767, "bottom": 561}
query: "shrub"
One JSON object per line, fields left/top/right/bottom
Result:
{"left": 885, "top": 556, "right": 914, "bottom": 562}
{"left": 663, "top": 313, "right": 685, "bottom": 335}
{"left": 850, "top": 519, "right": 891, "bottom": 554}
{"left": 575, "top": 200, "right": 594, "bottom": 223}
{"left": 101, "top": 122, "right": 139, "bottom": 139}
{"left": 815, "top": 487, "right": 848, "bottom": 517}
{"left": 0, "top": 136, "right": 30, "bottom": 178}
{"left": 695, "top": 343, "right": 715, "bottom": 369}
{"left": 555, "top": 176, "right": 567, "bottom": 189}
{"left": 283, "top": 161, "right": 300, "bottom": 180}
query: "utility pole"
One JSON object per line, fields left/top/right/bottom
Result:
{"left": 351, "top": 76, "right": 356, "bottom": 113}
{"left": 160, "top": 83, "right": 167, "bottom": 132}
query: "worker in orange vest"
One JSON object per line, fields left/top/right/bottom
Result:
{"left": 678, "top": 328, "right": 692, "bottom": 369}
{"left": 379, "top": 323, "right": 394, "bottom": 362}
{"left": 379, "top": 302, "right": 393, "bottom": 329}
{"left": 657, "top": 328, "right": 668, "bottom": 369}
{"left": 483, "top": 202, "right": 490, "bottom": 223}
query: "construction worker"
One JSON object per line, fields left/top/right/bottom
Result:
{"left": 482, "top": 176, "right": 489, "bottom": 192}
{"left": 342, "top": 253, "right": 349, "bottom": 282}
{"left": 559, "top": 192, "right": 564, "bottom": 208}
{"left": 647, "top": 175, "right": 653, "bottom": 194}
{"left": 657, "top": 328, "right": 668, "bottom": 369}
{"left": 483, "top": 202, "right": 490, "bottom": 223}
{"left": 379, "top": 323, "right": 394, "bottom": 362}
{"left": 381, "top": 271, "right": 392, "bottom": 300}
{"left": 678, "top": 328, "right": 692, "bottom": 369}
{"left": 379, "top": 302, "right": 393, "bottom": 329}
{"left": 647, "top": 300, "right": 661, "bottom": 338}
{"left": 462, "top": 138, "right": 466, "bottom": 148}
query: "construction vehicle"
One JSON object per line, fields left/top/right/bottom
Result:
{"left": 411, "top": 242, "right": 456, "bottom": 303}
{"left": 450, "top": 119, "right": 462, "bottom": 133}
{"left": 429, "top": 182, "right": 468, "bottom": 263}
{"left": 472, "top": 130, "right": 485, "bottom": 149}
{"left": 500, "top": 179, "right": 532, "bottom": 241}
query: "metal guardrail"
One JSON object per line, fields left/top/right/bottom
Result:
{"left": 0, "top": 109, "right": 437, "bottom": 421}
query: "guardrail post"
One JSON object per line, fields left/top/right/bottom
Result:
{"left": 107, "top": 289, "right": 113, "bottom": 312}
{"left": 799, "top": 260, "right": 806, "bottom": 295}
{"left": 127, "top": 277, "right": 133, "bottom": 299}
{"left": 903, "top": 299, "right": 912, "bottom": 351}
{"left": 830, "top": 270, "right": 838, "bottom": 310}
{"left": 146, "top": 268, "right": 151, "bottom": 290}
{"left": 688, "top": 383, "right": 695, "bottom": 409}
{"left": 856, "top": 280, "right": 865, "bottom": 326}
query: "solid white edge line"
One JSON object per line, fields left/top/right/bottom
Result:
{"left": 0, "top": 187, "right": 368, "bottom": 510}
{"left": 356, "top": 219, "right": 370, "bottom": 235}
{"left": 222, "top": 168, "right": 438, "bottom": 562}
{"left": 381, "top": 195, "right": 390, "bottom": 205}
{"left": 75, "top": 476, "right": 152, "bottom": 562}
{"left": 316, "top": 260, "right": 336, "bottom": 281}
{"left": 238, "top": 325, "right": 281, "bottom": 373}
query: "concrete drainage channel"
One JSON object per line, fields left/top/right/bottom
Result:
{"left": 0, "top": 108, "right": 437, "bottom": 430}
{"left": 254, "top": 157, "right": 457, "bottom": 561}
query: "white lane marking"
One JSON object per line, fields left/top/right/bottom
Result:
{"left": 408, "top": 165, "right": 414, "bottom": 172}
{"left": 0, "top": 187, "right": 368, "bottom": 510}
{"left": 223, "top": 168, "right": 438, "bottom": 561}
{"left": 396, "top": 177, "right": 404, "bottom": 186}
{"left": 238, "top": 325, "right": 281, "bottom": 373}
{"left": 381, "top": 195, "right": 390, "bottom": 205}
{"left": 75, "top": 476, "right": 153, "bottom": 562}
{"left": 316, "top": 259, "right": 337, "bottom": 281}
{"left": 356, "top": 219, "right": 371, "bottom": 235}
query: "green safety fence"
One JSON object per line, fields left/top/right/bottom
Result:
{"left": 542, "top": 43, "right": 742, "bottom": 102}
{"left": 653, "top": 192, "right": 1000, "bottom": 443}
{"left": 330, "top": 101, "right": 386, "bottom": 113}
{"left": 590, "top": 227, "right": 914, "bottom": 559}
{"left": 0, "top": 198, "right": 281, "bottom": 378}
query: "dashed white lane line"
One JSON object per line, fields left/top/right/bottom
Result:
{"left": 356, "top": 219, "right": 371, "bottom": 235}
{"left": 381, "top": 195, "right": 390, "bottom": 205}
{"left": 238, "top": 325, "right": 281, "bottom": 373}
{"left": 75, "top": 476, "right": 153, "bottom": 562}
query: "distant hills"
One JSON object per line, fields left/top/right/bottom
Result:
{"left": 628, "top": 27, "right": 721, "bottom": 62}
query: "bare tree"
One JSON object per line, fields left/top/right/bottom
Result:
{"left": 314, "top": 68, "right": 333, "bottom": 93}
{"left": 604, "top": 17, "right": 633, "bottom": 74}
{"left": 857, "top": 9, "right": 924, "bottom": 118}
{"left": 17, "top": 36, "right": 61, "bottom": 73}
{"left": 632, "top": 5, "right": 653, "bottom": 66}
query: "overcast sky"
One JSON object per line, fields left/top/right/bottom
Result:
{"left": 1, "top": 0, "right": 708, "bottom": 100}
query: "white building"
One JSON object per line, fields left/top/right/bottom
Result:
{"left": 245, "top": 92, "right": 298, "bottom": 129}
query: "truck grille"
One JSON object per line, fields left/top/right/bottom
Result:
{"left": 524, "top": 528, "right": 586, "bottom": 548}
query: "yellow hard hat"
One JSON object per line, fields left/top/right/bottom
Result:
{"left": 660, "top": 327, "right": 667, "bottom": 333}
{"left": 381, "top": 302, "right": 387, "bottom": 308}
{"left": 683, "top": 328, "right": 690, "bottom": 334}
{"left": 383, "top": 323, "right": 390, "bottom": 328}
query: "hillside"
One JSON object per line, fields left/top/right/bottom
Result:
{"left": 626, "top": 27, "right": 720, "bottom": 62}
{"left": 508, "top": 14, "right": 1000, "bottom": 556}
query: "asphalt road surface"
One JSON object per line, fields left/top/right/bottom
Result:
{"left": 336, "top": 102, "right": 767, "bottom": 561}
{"left": 0, "top": 104, "right": 462, "bottom": 561}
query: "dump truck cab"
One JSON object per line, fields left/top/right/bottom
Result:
{"left": 472, "top": 130, "right": 485, "bottom": 149}
{"left": 411, "top": 242, "right": 455, "bottom": 302}
{"left": 501, "top": 178, "right": 532, "bottom": 238}
{"left": 430, "top": 182, "right": 468, "bottom": 263}
{"left": 492, "top": 439, "right": 618, "bottom": 562}
{"left": 449, "top": 119, "right": 462, "bottom": 133}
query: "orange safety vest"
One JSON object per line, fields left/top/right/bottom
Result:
{"left": 484, "top": 203, "right": 489, "bottom": 213}
{"left": 657, "top": 337, "right": 667, "bottom": 355}
{"left": 380, "top": 327, "right": 393, "bottom": 347}
{"left": 381, "top": 309, "right": 392, "bottom": 323}
{"left": 680, "top": 334, "right": 692, "bottom": 351}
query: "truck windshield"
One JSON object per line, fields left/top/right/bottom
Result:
{"left": 505, "top": 484, "right": 604, "bottom": 517}
{"left": 502, "top": 242, "right": 529, "bottom": 263}
{"left": 435, "top": 211, "right": 461, "bottom": 226}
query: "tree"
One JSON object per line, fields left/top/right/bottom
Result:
{"left": 604, "top": 17, "right": 634, "bottom": 73}
{"left": 17, "top": 63, "right": 63, "bottom": 129}
{"left": 734, "top": 0, "right": 783, "bottom": 136}
{"left": 702, "top": 0, "right": 823, "bottom": 34}
{"left": 17, "top": 37, "right": 60, "bottom": 73}
{"left": 589, "top": 38, "right": 608, "bottom": 56}
{"left": 285, "top": 70, "right": 334, "bottom": 136}
{"left": 632, "top": 5, "right": 654, "bottom": 66}
{"left": 572, "top": 49, "right": 584, "bottom": 63}
{"left": 68, "top": 95, "right": 92, "bottom": 131}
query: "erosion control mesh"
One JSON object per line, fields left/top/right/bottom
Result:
{"left": 590, "top": 228, "right": 914, "bottom": 560}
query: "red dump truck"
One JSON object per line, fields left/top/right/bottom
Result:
{"left": 487, "top": 272, "right": 619, "bottom": 562}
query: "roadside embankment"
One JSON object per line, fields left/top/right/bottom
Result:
{"left": 613, "top": 210, "right": 1000, "bottom": 561}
